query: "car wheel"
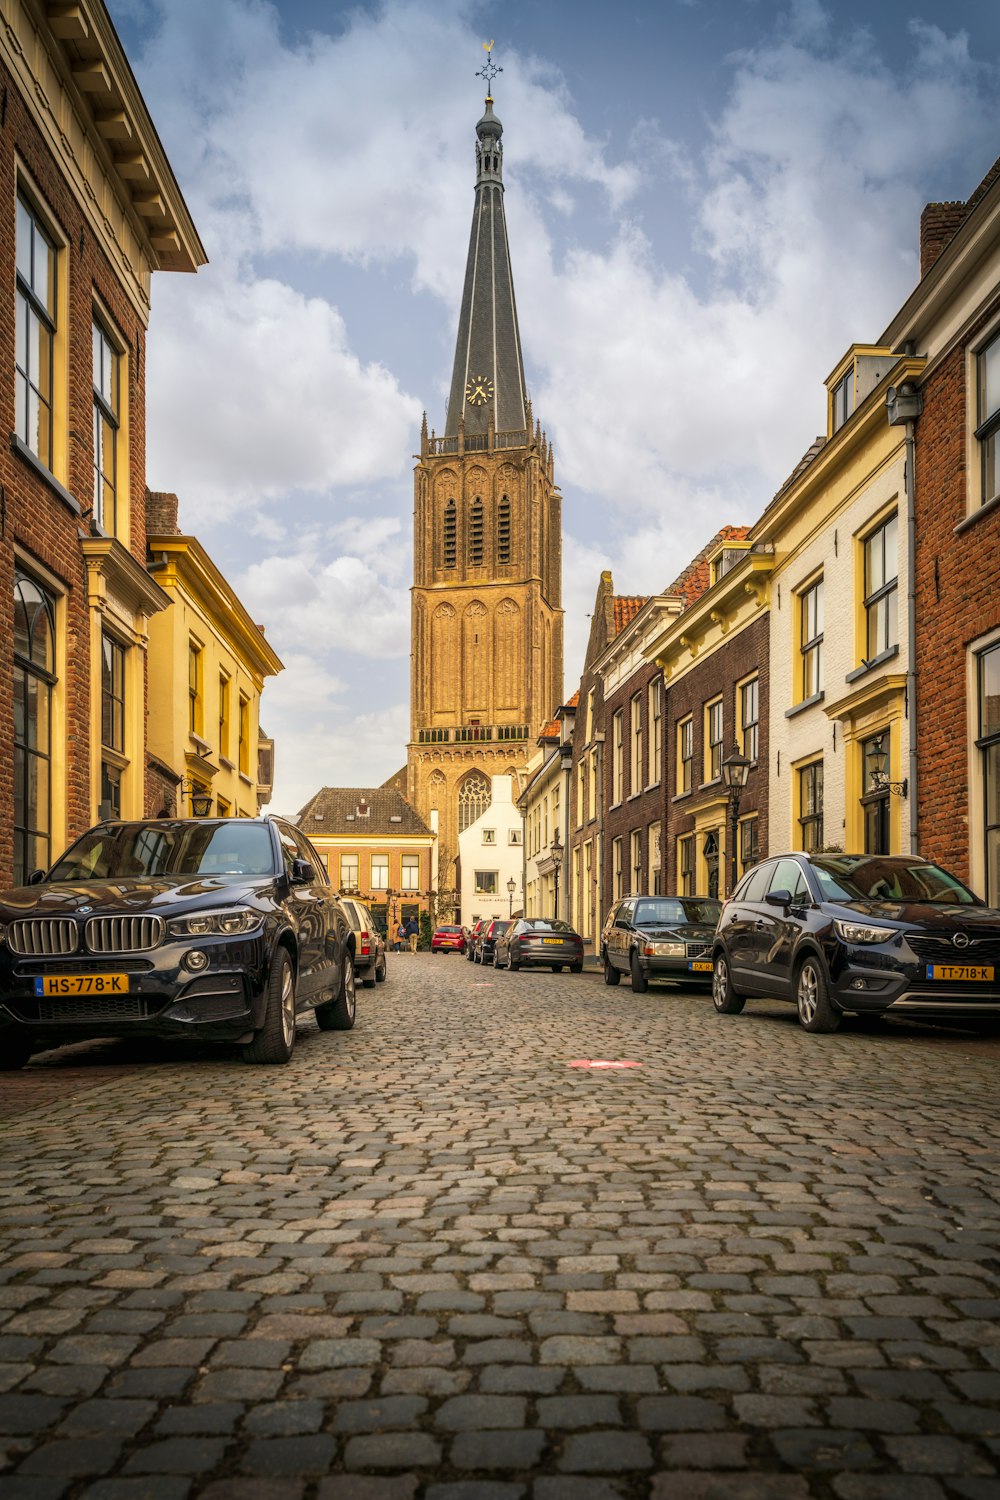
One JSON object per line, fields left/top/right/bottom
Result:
{"left": 795, "top": 955, "right": 841, "bottom": 1033}
{"left": 508, "top": 952, "right": 520, "bottom": 971}
{"left": 570, "top": 961, "right": 583, "bottom": 974}
{"left": 316, "top": 951, "right": 357, "bottom": 1032}
{"left": 375, "top": 954, "right": 387, "bottom": 984}
{"left": 243, "top": 948, "right": 296, "bottom": 1064}
{"left": 712, "top": 953, "right": 746, "bottom": 1015}
{"left": 493, "top": 951, "right": 502, "bottom": 967}
{"left": 630, "top": 950, "right": 649, "bottom": 994}
{"left": 603, "top": 950, "right": 621, "bottom": 987}
{"left": 0, "top": 1036, "right": 33, "bottom": 1070}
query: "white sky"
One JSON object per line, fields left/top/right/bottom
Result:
{"left": 108, "top": 0, "right": 1000, "bottom": 815}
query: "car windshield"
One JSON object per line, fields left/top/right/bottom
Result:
{"left": 521, "top": 919, "right": 574, "bottom": 932}
{"left": 633, "top": 898, "right": 722, "bottom": 926}
{"left": 810, "top": 856, "right": 978, "bottom": 906}
{"left": 48, "top": 822, "right": 276, "bottom": 882}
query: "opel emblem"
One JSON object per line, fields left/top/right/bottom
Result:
{"left": 952, "top": 932, "right": 971, "bottom": 949}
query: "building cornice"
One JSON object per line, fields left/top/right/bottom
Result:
{"left": 147, "top": 535, "right": 284, "bottom": 682}
{"left": 82, "top": 536, "right": 171, "bottom": 618}
{"left": 644, "top": 552, "right": 773, "bottom": 682}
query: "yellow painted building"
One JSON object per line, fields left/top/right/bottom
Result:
{"left": 145, "top": 492, "right": 283, "bottom": 818}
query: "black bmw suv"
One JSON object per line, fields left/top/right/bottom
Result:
{"left": 712, "top": 851, "right": 1000, "bottom": 1033}
{"left": 0, "top": 816, "right": 357, "bottom": 1069}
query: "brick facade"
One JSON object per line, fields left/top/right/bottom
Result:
{"left": 602, "top": 659, "right": 666, "bottom": 906}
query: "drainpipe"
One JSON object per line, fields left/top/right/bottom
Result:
{"left": 887, "top": 381, "right": 923, "bottom": 852}
{"left": 593, "top": 731, "right": 606, "bottom": 952}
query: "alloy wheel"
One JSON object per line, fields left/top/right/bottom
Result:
{"left": 280, "top": 963, "right": 295, "bottom": 1048}
{"left": 797, "top": 962, "right": 819, "bottom": 1026}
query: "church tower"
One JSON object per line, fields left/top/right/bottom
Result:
{"left": 407, "top": 72, "right": 564, "bottom": 898}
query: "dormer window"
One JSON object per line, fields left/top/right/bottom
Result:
{"left": 831, "top": 369, "right": 854, "bottom": 433}
{"left": 356, "top": 801, "right": 370, "bottom": 819}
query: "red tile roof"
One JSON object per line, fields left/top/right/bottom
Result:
{"left": 613, "top": 596, "right": 648, "bottom": 635}
{"left": 665, "top": 526, "right": 751, "bottom": 610}
{"left": 564, "top": 690, "right": 580, "bottom": 708}
{"left": 538, "top": 719, "right": 560, "bottom": 740}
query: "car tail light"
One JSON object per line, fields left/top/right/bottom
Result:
{"left": 359, "top": 930, "right": 370, "bottom": 957}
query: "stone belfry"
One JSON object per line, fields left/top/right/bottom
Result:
{"left": 407, "top": 58, "right": 564, "bottom": 896}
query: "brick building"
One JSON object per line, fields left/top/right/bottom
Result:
{"left": 1, "top": 0, "right": 204, "bottom": 883}
{"left": 879, "top": 160, "right": 1000, "bottom": 900}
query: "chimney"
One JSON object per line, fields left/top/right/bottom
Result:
{"left": 145, "top": 489, "right": 181, "bottom": 536}
{"left": 919, "top": 201, "right": 968, "bottom": 277}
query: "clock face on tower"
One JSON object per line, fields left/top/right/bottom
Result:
{"left": 465, "top": 374, "right": 494, "bottom": 407}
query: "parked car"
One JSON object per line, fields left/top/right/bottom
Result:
{"left": 466, "top": 918, "right": 488, "bottom": 961}
{"left": 339, "top": 896, "right": 387, "bottom": 988}
{"left": 711, "top": 851, "right": 1000, "bottom": 1034}
{"left": 602, "top": 893, "right": 722, "bottom": 992}
{"left": 475, "top": 918, "right": 512, "bottom": 965}
{"left": 494, "top": 917, "right": 584, "bottom": 973}
{"left": 431, "top": 924, "right": 467, "bottom": 955}
{"left": 0, "top": 816, "right": 357, "bottom": 1070}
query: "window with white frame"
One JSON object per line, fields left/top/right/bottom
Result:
{"left": 630, "top": 694, "right": 642, "bottom": 796}
{"left": 340, "top": 853, "right": 359, "bottom": 891}
{"left": 831, "top": 368, "right": 854, "bottom": 433}
{"left": 630, "top": 829, "right": 642, "bottom": 891}
{"left": 612, "top": 836, "right": 623, "bottom": 900}
{"left": 706, "top": 698, "right": 723, "bottom": 781}
{"left": 800, "top": 578, "right": 824, "bottom": 699}
{"left": 401, "top": 853, "right": 420, "bottom": 891}
{"left": 475, "top": 870, "right": 498, "bottom": 895}
{"left": 678, "top": 717, "right": 693, "bottom": 795}
{"left": 977, "top": 329, "right": 1000, "bottom": 507}
{"left": 588, "top": 746, "right": 598, "bottom": 820}
{"left": 482, "top": 828, "right": 496, "bottom": 844}
{"left": 976, "top": 639, "right": 1000, "bottom": 903}
{"left": 649, "top": 821, "right": 662, "bottom": 894}
{"left": 612, "top": 710, "right": 624, "bottom": 803}
{"left": 509, "top": 828, "right": 522, "bottom": 845}
{"left": 798, "top": 762, "right": 824, "bottom": 852}
{"left": 370, "top": 853, "right": 389, "bottom": 890}
{"left": 15, "top": 195, "right": 57, "bottom": 469}
{"left": 863, "top": 514, "right": 898, "bottom": 660}
{"left": 678, "top": 834, "right": 694, "bottom": 897}
{"left": 92, "top": 318, "right": 121, "bottom": 535}
{"left": 648, "top": 678, "right": 662, "bottom": 785}
{"left": 740, "top": 677, "right": 759, "bottom": 764}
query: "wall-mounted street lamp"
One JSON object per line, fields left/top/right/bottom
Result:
{"left": 507, "top": 875, "right": 516, "bottom": 917}
{"left": 550, "top": 828, "right": 564, "bottom": 919}
{"left": 182, "top": 781, "right": 214, "bottom": 818}
{"left": 721, "top": 743, "right": 752, "bottom": 895}
{"left": 869, "top": 735, "right": 908, "bottom": 797}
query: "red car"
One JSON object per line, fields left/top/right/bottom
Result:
{"left": 431, "top": 924, "right": 466, "bottom": 955}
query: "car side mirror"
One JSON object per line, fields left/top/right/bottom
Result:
{"left": 290, "top": 859, "right": 315, "bottom": 885}
{"left": 27, "top": 868, "right": 46, "bottom": 886}
{"left": 765, "top": 888, "right": 792, "bottom": 908}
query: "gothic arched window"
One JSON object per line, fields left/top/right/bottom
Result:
{"left": 468, "top": 497, "right": 484, "bottom": 566}
{"left": 443, "top": 499, "right": 457, "bottom": 568}
{"left": 458, "top": 770, "right": 491, "bottom": 833}
{"left": 497, "top": 494, "right": 511, "bottom": 564}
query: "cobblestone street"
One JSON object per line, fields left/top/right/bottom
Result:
{"left": 1, "top": 954, "right": 999, "bottom": 1499}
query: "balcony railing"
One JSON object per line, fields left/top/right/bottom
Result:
{"left": 424, "top": 429, "right": 529, "bottom": 457}
{"left": 417, "top": 724, "right": 529, "bottom": 745}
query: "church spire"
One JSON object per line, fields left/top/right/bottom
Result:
{"left": 444, "top": 50, "right": 529, "bottom": 439}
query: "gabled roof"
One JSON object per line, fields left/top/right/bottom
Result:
{"left": 297, "top": 787, "right": 431, "bottom": 838}
{"left": 613, "top": 596, "right": 648, "bottom": 634}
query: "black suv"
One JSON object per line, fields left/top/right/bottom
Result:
{"left": 712, "top": 852, "right": 1000, "bottom": 1033}
{"left": 601, "top": 894, "right": 721, "bottom": 992}
{"left": 0, "top": 816, "right": 357, "bottom": 1069}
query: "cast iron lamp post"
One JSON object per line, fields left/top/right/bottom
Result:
{"left": 550, "top": 828, "right": 564, "bottom": 919}
{"left": 721, "top": 743, "right": 752, "bottom": 896}
{"left": 507, "top": 876, "right": 516, "bottom": 917}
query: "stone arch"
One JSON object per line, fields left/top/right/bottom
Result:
{"left": 428, "top": 769, "right": 446, "bottom": 810}
{"left": 463, "top": 600, "right": 488, "bottom": 713}
{"left": 494, "top": 597, "right": 520, "bottom": 712}
{"left": 458, "top": 769, "right": 491, "bottom": 834}
{"left": 431, "top": 603, "right": 457, "bottom": 714}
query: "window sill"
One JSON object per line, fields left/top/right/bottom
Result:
{"left": 699, "top": 776, "right": 722, "bottom": 791}
{"left": 671, "top": 791, "right": 692, "bottom": 804}
{"left": 955, "top": 490, "right": 1000, "bottom": 534}
{"left": 189, "top": 733, "right": 212, "bottom": 756}
{"left": 609, "top": 801, "right": 622, "bottom": 812}
{"left": 219, "top": 756, "right": 235, "bottom": 771}
{"left": 785, "top": 691, "right": 825, "bottom": 720}
{"left": 10, "top": 434, "right": 81, "bottom": 517}
{"left": 644, "top": 781, "right": 661, "bottom": 793}
{"left": 845, "top": 645, "right": 899, "bottom": 684}
{"left": 239, "top": 772, "right": 254, "bottom": 787}
{"left": 626, "top": 791, "right": 644, "bottom": 802}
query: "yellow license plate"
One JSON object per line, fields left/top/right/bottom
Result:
{"left": 543, "top": 938, "right": 562, "bottom": 945}
{"left": 34, "top": 974, "right": 130, "bottom": 997}
{"left": 688, "top": 960, "right": 713, "bottom": 972}
{"left": 926, "top": 964, "right": 994, "bottom": 982}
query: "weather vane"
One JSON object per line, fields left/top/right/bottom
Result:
{"left": 476, "top": 39, "right": 502, "bottom": 93}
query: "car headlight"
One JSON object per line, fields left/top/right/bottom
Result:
{"left": 646, "top": 941, "right": 685, "bottom": 957}
{"left": 834, "top": 919, "right": 896, "bottom": 945}
{"left": 167, "top": 908, "right": 261, "bottom": 938}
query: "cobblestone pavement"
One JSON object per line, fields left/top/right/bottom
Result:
{"left": 1, "top": 954, "right": 999, "bottom": 1500}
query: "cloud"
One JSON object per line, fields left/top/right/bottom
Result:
{"left": 237, "top": 545, "right": 411, "bottom": 662}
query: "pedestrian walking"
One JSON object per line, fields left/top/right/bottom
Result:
{"left": 394, "top": 920, "right": 407, "bottom": 953}
{"left": 406, "top": 916, "right": 419, "bottom": 954}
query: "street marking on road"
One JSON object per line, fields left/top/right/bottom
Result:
{"left": 567, "top": 1060, "right": 642, "bottom": 1069}
{"left": 472, "top": 983, "right": 495, "bottom": 987}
